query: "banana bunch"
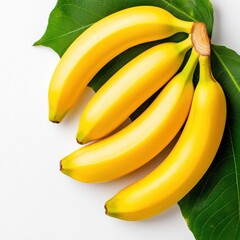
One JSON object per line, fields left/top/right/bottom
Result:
{"left": 49, "top": 6, "right": 227, "bottom": 221}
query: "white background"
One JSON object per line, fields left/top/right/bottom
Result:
{"left": 0, "top": 0, "right": 239, "bottom": 239}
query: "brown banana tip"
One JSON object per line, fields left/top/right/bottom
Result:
{"left": 60, "top": 160, "right": 63, "bottom": 171}
{"left": 104, "top": 204, "right": 108, "bottom": 215}
{"left": 76, "top": 138, "right": 83, "bottom": 145}
{"left": 50, "top": 120, "right": 60, "bottom": 124}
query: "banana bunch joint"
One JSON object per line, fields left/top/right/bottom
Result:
{"left": 48, "top": 6, "right": 227, "bottom": 221}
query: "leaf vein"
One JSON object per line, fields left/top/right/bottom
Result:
{"left": 212, "top": 46, "right": 240, "bottom": 91}
{"left": 160, "top": 0, "right": 197, "bottom": 21}
{"left": 193, "top": 182, "right": 237, "bottom": 232}
{"left": 39, "top": 23, "right": 93, "bottom": 45}
{"left": 209, "top": 210, "right": 239, "bottom": 240}
{"left": 200, "top": 198, "right": 236, "bottom": 239}
{"left": 216, "top": 213, "right": 239, "bottom": 240}
{"left": 53, "top": 3, "right": 103, "bottom": 18}
{"left": 228, "top": 123, "right": 240, "bottom": 221}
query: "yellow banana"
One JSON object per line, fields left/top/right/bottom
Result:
{"left": 48, "top": 6, "right": 193, "bottom": 123}
{"left": 76, "top": 36, "right": 192, "bottom": 143}
{"left": 105, "top": 55, "right": 227, "bottom": 221}
{"left": 60, "top": 48, "right": 199, "bottom": 183}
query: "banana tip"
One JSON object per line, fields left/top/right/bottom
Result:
{"left": 104, "top": 204, "right": 108, "bottom": 215}
{"left": 50, "top": 120, "right": 60, "bottom": 124}
{"left": 104, "top": 202, "right": 119, "bottom": 219}
{"left": 59, "top": 160, "right": 63, "bottom": 171}
{"left": 76, "top": 138, "right": 83, "bottom": 145}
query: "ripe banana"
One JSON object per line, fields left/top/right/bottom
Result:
{"left": 60, "top": 48, "right": 199, "bottom": 183}
{"left": 76, "top": 36, "right": 192, "bottom": 143}
{"left": 48, "top": 6, "right": 193, "bottom": 123}
{"left": 105, "top": 55, "right": 227, "bottom": 221}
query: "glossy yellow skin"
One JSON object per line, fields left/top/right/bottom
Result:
{"left": 48, "top": 6, "right": 193, "bottom": 122}
{"left": 77, "top": 37, "right": 192, "bottom": 143}
{"left": 105, "top": 55, "right": 227, "bottom": 221}
{"left": 60, "top": 48, "right": 199, "bottom": 183}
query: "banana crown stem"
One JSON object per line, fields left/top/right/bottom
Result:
{"left": 191, "top": 22, "right": 211, "bottom": 56}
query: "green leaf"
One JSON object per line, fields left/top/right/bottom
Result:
{"left": 179, "top": 45, "right": 240, "bottom": 240}
{"left": 34, "top": 0, "right": 213, "bottom": 57}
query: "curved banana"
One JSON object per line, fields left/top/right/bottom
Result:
{"left": 60, "top": 48, "right": 199, "bottom": 183}
{"left": 105, "top": 55, "right": 227, "bottom": 221}
{"left": 77, "top": 36, "right": 192, "bottom": 143}
{"left": 48, "top": 6, "right": 193, "bottom": 123}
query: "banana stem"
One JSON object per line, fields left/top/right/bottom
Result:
{"left": 192, "top": 22, "right": 211, "bottom": 56}
{"left": 175, "top": 19, "right": 194, "bottom": 34}
{"left": 199, "top": 55, "right": 215, "bottom": 83}
{"left": 178, "top": 35, "right": 193, "bottom": 52}
{"left": 181, "top": 48, "right": 199, "bottom": 79}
